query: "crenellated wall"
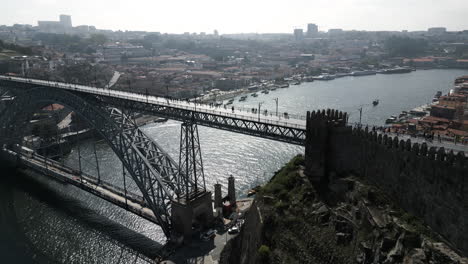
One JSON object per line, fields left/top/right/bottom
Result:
{"left": 305, "top": 109, "right": 468, "bottom": 255}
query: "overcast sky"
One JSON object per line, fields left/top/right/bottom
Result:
{"left": 3, "top": 0, "right": 468, "bottom": 33}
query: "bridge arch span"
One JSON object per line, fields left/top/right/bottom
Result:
{"left": 0, "top": 87, "right": 180, "bottom": 238}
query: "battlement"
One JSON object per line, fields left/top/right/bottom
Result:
{"left": 350, "top": 126, "right": 466, "bottom": 167}
{"left": 306, "top": 109, "right": 348, "bottom": 127}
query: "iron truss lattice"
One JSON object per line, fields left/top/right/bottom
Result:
{"left": 0, "top": 87, "right": 179, "bottom": 238}
{"left": 178, "top": 122, "right": 206, "bottom": 200}
{"left": 0, "top": 77, "right": 306, "bottom": 145}
{"left": 98, "top": 96, "right": 306, "bottom": 145}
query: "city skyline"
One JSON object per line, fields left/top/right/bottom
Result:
{"left": 2, "top": 0, "right": 468, "bottom": 34}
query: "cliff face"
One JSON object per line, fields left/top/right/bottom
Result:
{"left": 220, "top": 155, "right": 468, "bottom": 264}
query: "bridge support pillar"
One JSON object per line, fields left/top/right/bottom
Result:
{"left": 178, "top": 121, "right": 206, "bottom": 198}
{"left": 173, "top": 121, "right": 213, "bottom": 243}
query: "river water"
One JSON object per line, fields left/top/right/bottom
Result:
{"left": 1, "top": 69, "right": 466, "bottom": 263}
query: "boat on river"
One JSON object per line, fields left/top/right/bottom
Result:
{"left": 373, "top": 99, "right": 379, "bottom": 106}
{"left": 381, "top": 67, "right": 412, "bottom": 74}
{"left": 313, "top": 75, "right": 335, "bottom": 81}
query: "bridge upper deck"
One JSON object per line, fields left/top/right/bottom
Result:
{"left": 0, "top": 75, "right": 307, "bottom": 145}
{"left": 0, "top": 76, "right": 305, "bottom": 129}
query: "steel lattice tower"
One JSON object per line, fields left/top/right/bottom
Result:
{"left": 178, "top": 121, "right": 206, "bottom": 201}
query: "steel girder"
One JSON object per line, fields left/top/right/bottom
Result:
{"left": 0, "top": 87, "right": 178, "bottom": 238}
{"left": 96, "top": 96, "right": 306, "bottom": 145}
{"left": 0, "top": 79, "right": 306, "bottom": 145}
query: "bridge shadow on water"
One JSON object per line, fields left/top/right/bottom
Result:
{"left": 1, "top": 167, "right": 164, "bottom": 261}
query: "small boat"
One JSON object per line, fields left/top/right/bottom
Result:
{"left": 372, "top": 99, "right": 379, "bottom": 106}
{"left": 239, "top": 96, "right": 247, "bottom": 102}
{"left": 247, "top": 186, "right": 261, "bottom": 197}
{"left": 280, "top": 83, "right": 289, "bottom": 88}
{"left": 251, "top": 93, "right": 258, "bottom": 97}
{"left": 385, "top": 116, "right": 397, "bottom": 124}
{"left": 292, "top": 81, "right": 301, "bottom": 85}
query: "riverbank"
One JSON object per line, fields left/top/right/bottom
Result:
{"left": 197, "top": 68, "right": 420, "bottom": 105}
{"left": 220, "top": 155, "right": 468, "bottom": 263}
{"left": 383, "top": 74, "right": 468, "bottom": 145}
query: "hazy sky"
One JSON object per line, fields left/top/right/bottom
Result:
{"left": 3, "top": 0, "right": 468, "bottom": 33}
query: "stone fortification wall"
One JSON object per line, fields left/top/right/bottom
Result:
{"left": 305, "top": 109, "right": 468, "bottom": 255}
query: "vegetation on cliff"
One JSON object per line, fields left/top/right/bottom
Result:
{"left": 221, "top": 155, "right": 467, "bottom": 264}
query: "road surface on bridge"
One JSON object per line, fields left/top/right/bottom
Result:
{"left": 3, "top": 147, "right": 161, "bottom": 225}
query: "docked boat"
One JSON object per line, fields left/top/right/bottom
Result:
{"left": 247, "top": 85, "right": 260, "bottom": 91}
{"left": 381, "top": 67, "right": 412, "bottom": 74}
{"left": 239, "top": 96, "right": 247, "bottom": 102}
{"left": 279, "top": 83, "right": 289, "bottom": 88}
{"left": 251, "top": 93, "right": 258, "bottom": 97}
{"left": 335, "top": 73, "right": 351, "bottom": 78}
{"left": 351, "top": 70, "right": 377, "bottom": 76}
{"left": 313, "top": 75, "right": 335, "bottom": 81}
{"left": 385, "top": 115, "right": 397, "bottom": 124}
{"left": 292, "top": 81, "right": 301, "bottom": 85}
{"left": 372, "top": 99, "right": 379, "bottom": 106}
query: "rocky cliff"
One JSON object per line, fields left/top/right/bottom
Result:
{"left": 220, "top": 155, "right": 467, "bottom": 264}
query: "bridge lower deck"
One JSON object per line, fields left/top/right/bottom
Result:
{"left": 3, "top": 148, "right": 161, "bottom": 225}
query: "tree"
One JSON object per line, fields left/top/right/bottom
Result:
{"left": 89, "top": 34, "right": 107, "bottom": 46}
{"left": 384, "top": 36, "right": 428, "bottom": 57}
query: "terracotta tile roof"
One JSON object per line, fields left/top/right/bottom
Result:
{"left": 42, "top": 104, "right": 64, "bottom": 111}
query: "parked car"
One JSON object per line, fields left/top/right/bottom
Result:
{"left": 228, "top": 226, "right": 239, "bottom": 234}
{"left": 200, "top": 229, "right": 216, "bottom": 241}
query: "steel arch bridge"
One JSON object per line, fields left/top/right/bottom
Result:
{"left": 0, "top": 76, "right": 308, "bottom": 240}
{"left": 0, "top": 87, "right": 181, "bottom": 237}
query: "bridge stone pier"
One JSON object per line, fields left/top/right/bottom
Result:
{"left": 171, "top": 191, "right": 214, "bottom": 243}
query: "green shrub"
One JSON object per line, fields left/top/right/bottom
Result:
{"left": 258, "top": 245, "right": 271, "bottom": 263}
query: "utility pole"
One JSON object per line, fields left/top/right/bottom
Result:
{"left": 273, "top": 98, "right": 278, "bottom": 118}
{"left": 258, "top": 102, "right": 263, "bottom": 122}
{"left": 145, "top": 87, "right": 149, "bottom": 103}
{"left": 358, "top": 106, "right": 363, "bottom": 127}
